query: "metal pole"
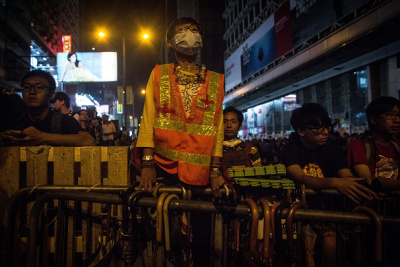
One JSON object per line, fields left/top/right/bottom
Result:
{"left": 123, "top": 36, "right": 127, "bottom": 127}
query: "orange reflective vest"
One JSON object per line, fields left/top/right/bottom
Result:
{"left": 153, "top": 63, "right": 224, "bottom": 185}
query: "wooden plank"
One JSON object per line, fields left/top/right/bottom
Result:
{"left": 79, "top": 147, "right": 102, "bottom": 257}
{"left": 79, "top": 147, "right": 101, "bottom": 186}
{"left": 107, "top": 146, "right": 129, "bottom": 219}
{"left": 107, "top": 146, "right": 129, "bottom": 186}
{"left": 53, "top": 147, "right": 75, "bottom": 185}
{"left": 26, "top": 146, "right": 50, "bottom": 186}
{"left": 52, "top": 147, "right": 75, "bottom": 266}
{"left": 25, "top": 146, "right": 51, "bottom": 264}
{"left": 0, "top": 147, "right": 20, "bottom": 219}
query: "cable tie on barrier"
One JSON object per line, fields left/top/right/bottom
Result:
{"left": 28, "top": 184, "right": 44, "bottom": 196}
{"left": 224, "top": 184, "right": 229, "bottom": 198}
{"left": 26, "top": 145, "right": 51, "bottom": 154}
{"left": 45, "top": 215, "right": 58, "bottom": 228}
{"left": 86, "top": 183, "right": 102, "bottom": 192}
{"left": 120, "top": 230, "right": 131, "bottom": 237}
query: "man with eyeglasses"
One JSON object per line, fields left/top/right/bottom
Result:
{"left": 280, "top": 103, "right": 377, "bottom": 267}
{"left": 0, "top": 70, "right": 95, "bottom": 146}
{"left": 347, "top": 96, "right": 400, "bottom": 190}
{"left": 281, "top": 103, "right": 376, "bottom": 203}
{"left": 347, "top": 97, "right": 400, "bottom": 267}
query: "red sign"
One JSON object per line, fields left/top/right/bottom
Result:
{"left": 274, "top": 1, "right": 293, "bottom": 58}
{"left": 62, "top": 35, "right": 71, "bottom": 53}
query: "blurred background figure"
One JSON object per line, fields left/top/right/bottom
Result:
{"left": 119, "top": 126, "right": 131, "bottom": 146}
{"left": 50, "top": 92, "right": 73, "bottom": 116}
{"left": 101, "top": 114, "right": 116, "bottom": 146}
{"left": 89, "top": 109, "right": 102, "bottom": 146}
{"left": 78, "top": 109, "right": 95, "bottom": 138}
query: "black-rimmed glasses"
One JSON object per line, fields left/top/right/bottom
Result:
{"left": 383, "top": 112, "right": 400, "bottom": 120}
{"left": 21, "top": 84, "right": 49, "bottom": 93}
{"left": 306, "top": 126, "right": 331, "bottom": 134}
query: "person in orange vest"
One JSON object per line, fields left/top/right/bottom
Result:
{"left": 136, "top": 17, "right": 225, "bottom": 266}
{"left": 137, "top": 17, "right": 225, "bottom": 198}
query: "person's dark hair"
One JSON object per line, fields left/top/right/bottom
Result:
{"left": 0, "top": 92, "right": 27, "bottom": 131}
{"left": 21, "top": 69, "right": 56, "bottom": 92}
{"left": 366, "top": 96, "right": 400, "bottom": 132}
{"left": 67, "top": 52, "right": 80, "bottom": 67}
{"left": 166, "top": 17, "right": 203, "bottom": 43}
{"left": 78, "top": 109, "right": 88, "bottom": 115}
{"left": 223, "top": 106, "right": 244, "bottom": 127}
{"left": 290, "top": 103, "right": 331, "bottom": 131}
{"left": 50, "top": 92, "right": 70, "bottom": 108}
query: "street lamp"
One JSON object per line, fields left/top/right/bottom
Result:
{"left": 122, "top": 36, "right": 127, "bottom": 127}
{"left": 97, "top": 30, "right": 149, "bottom": 128}
{"left": 98, "top": 31, "right": 127, "bottom": 126}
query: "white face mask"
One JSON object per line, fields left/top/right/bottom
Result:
{"left": 173, "top": 31, "right": 202, "bottom": 56}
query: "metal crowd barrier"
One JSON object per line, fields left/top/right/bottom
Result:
{"left": 1, "top": 185, "right": 400, "bottom": 267}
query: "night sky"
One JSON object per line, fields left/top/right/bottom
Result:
{"left": 79, "top": 0, "right": 168, "bottom": 114}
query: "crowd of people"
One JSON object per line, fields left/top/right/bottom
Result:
{"left": 0, "top": 16, "right": 399, "bottom": 266}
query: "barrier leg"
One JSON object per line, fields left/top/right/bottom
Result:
{"left": 286, "top": 201, "right": 307, "bottom": 267}
{"left": 243, "top": 198, "right": 260, "bottom": 263}
{"left": 259, "top": 199, "right": 272, "bottom": 266}
{"left": 353, "top": 206, "right": 382, "bottom": 266}
{"left": 156, "top": 192, "right": 169, "bottom": 267}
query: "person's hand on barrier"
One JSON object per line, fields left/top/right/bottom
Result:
{"left": 330, "top": 177, "right": 378, "bottom": 204}
{"left": 9, "top": 126, "right": 45, "bottom": 146}
{"left": 0, "top": 130, "right": 14, "bottom": 145}
{"left": 211, "top": 175, "right": 224, "bottom": 198}
{"left": 139, "top": 167, "right": 156, "bottom": 192}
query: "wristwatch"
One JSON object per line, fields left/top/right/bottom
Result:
{"left": 142, "top": 155, "right": 154, "bottom": 161}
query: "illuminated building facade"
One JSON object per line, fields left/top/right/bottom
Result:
{"left": 0, "top": 0, "right": 79, "bottom": 90}
{"left": 223, "top": 0, "right": 400, "bottom": 138}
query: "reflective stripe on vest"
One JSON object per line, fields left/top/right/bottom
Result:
{"left": 160, "top": 64, "right": 171, "bottom": 116}
{"left": 154, "top": 65, "right": 219, "bottom": 136}
{"left": 153, "top": 64, "right": 220, "bottom": 169}
{"left": 154, "top": 146, "right": 211, "bottom": 166}
{"left": 154, "top": 120, "right": 216, "bottom": 136}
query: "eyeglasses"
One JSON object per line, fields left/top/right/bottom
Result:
{"left": 21, "top": 84, "right": 49, "bottom": 93}
{"left": 175, "top": 25, "right": 200, "bottom": 34}
{"left": 306, "top": 126, "right": 331, "bottom": 134}
{"left": 383, "top": 112, "right": 400, "bottom": 120}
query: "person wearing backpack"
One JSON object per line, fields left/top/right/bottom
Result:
{"left": 347, "top": 97, "right": 400, "bottom": 267}
{"left": 0, "top": 70, "right": 95, "bottom": 146}
{"left": 347, "top": 96, "right": 400, "bottom": 190}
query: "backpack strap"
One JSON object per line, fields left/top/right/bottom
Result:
{"left": 51, "top": 111, "right": 62, "bottom": 134}
{"left": 364, "top": 139, "right": 400, "bottom": 164}
{"left": 390, "top": 141, "right": 400, "bottom": 164}
{"left": 390, "top": 141, "right": 400, "bottom": 154}
{"left": 362, "top": 139, "right": 375, "bottom": 165}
